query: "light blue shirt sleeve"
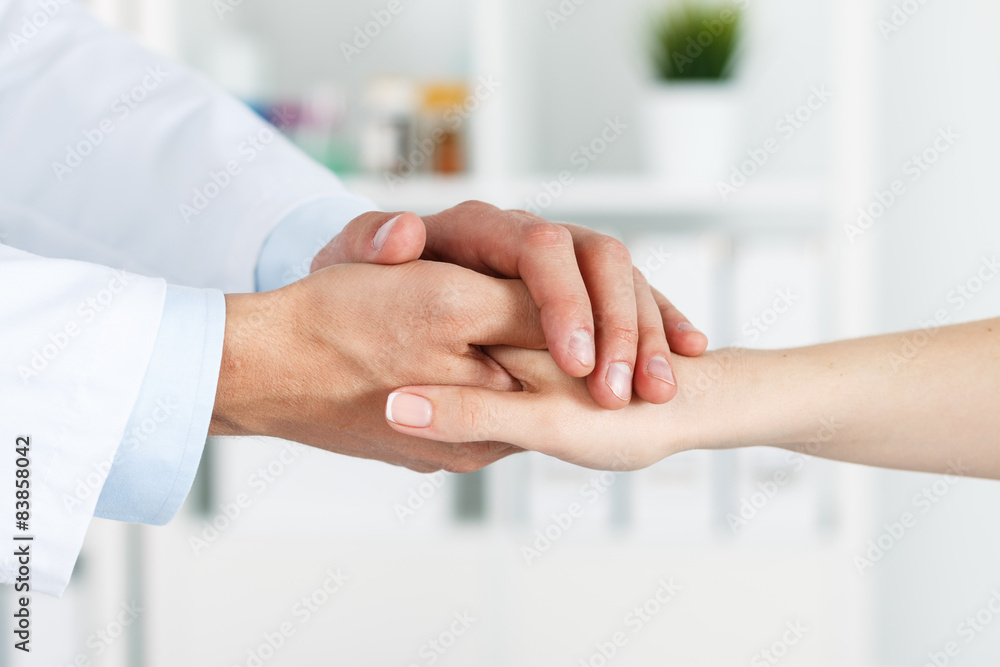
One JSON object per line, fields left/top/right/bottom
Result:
{"left": 95, "top": 285, "right": 225, "bottom": 524}
{"left": 95, "top": 194, "right": 377, "bottom": 524}
{"left": 255, "top": 195, "right": 378, "bottom": 291}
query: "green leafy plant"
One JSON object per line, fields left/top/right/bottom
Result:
{"left": 651, "top": 1, "right": 743, "bottom": 81}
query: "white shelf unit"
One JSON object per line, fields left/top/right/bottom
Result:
{"left": 344, "top": 174, "right": 830, "bottom": 223}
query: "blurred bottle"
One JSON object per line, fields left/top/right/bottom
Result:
{"left": 361, "top": 76, "right": 417, "bottom": 175}
{"left": 420, "top": 82, "right": 468, "bottom": 175}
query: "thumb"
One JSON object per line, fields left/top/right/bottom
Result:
{"left": 311, "top": 211, "right": 427, "bottom": 272}
{"left": 384, "top": 385, "right": 537, "bottom": 447}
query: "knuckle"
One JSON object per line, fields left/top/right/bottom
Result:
{"left": 314, "top": 236, "right": 344, "bottom": 266}
{"left": 590, "top": 236, "right": 632, "bottom": 265}
{"left": 483, "top": 440, "right": 518, "bottom": 458}
{"left": 421, "top": 277, "right": 477, "bottom": 331}
{"left": 522, "top": 221, "right": 573, "bottom": 250}
{"left": 442, "top": 459, "right": 483, "bottom": 474}
{"left": 441, "top": 447, "right": 487, "bottom": 474}
{"left": 454, "top": 200, "right": 495, "bottom": 217}
{"left": 637, "top": 322, "right": 666, "bottom": 342}
{"left": 543, "top": 292, "right": 590, "bottom": 318}
{"left": 631, "top": 265, "right": 649, "bottom": 289}
{"left": 408, "top": 462, "right": 443, "bottom": 474}
{"left": 441, "top": 440, "right": 516, "bottom": 474}
{"left": 429, "top": 276, "right": 466, "bottom": 307}
{"left": 507, "top": 209, "right": 543, "bottom": 221}
{"left": 602, "top": 323, "right": 640, "bottom": 348}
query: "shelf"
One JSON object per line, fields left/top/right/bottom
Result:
{"left": 343, "top": 174, "right": 829, "bottom": 226}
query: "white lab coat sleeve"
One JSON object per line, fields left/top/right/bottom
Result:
{"left": 94, "top": 284, "right": 225, "bottom": 526}
{"left": 0, "top": 244, "right": 166, "bottom": 597}
{"left": 93, "top": 194, "right": 380, "bottom": 525}
{"left": 0, "top": 0, "right": 374, "bottom": 292}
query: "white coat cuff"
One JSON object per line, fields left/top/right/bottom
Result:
{"left": 94, "top": 286, "right": 226, "bottom": 525}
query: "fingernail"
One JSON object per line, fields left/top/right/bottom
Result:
{"left": 569, "top": 329, "right": 595, "bottom": 368}
{"left": 373, "top": 214, "right": 402, "bottom": 252}
{"left": 676, "top": 321, "right": 700, "bottom": 333}
{"left": 605, "top": 362, "right": 633, "bottom": 401}
{"left": 386, "top": 392, "right": 433, "bottom": 428}
{"left": 647, "top": 356, "right": 676, "bottom": 386}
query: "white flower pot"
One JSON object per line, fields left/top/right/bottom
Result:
{"left": 643, "top": 82, "right": 740, "bottom": 184}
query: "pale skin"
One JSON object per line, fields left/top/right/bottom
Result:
{"left": 385, "top": 319, "right": 1000, "bottom": 480}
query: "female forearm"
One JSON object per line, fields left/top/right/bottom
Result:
{"left": 688, "top": 319, "right": 1000, "bottom": 479}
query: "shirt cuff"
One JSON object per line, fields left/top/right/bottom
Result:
{"left": 255, "top": 195, "right": 378, "bottom": 292}
{"left": 94, "top": 285, "right": 226, "bottom": 525}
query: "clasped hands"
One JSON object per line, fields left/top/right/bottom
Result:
{"left": 210, "top": 202, "right": 709, "bottom": 473}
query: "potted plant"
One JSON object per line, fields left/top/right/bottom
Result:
{"left": 644, "top": 1, "right": 744, "bottom": 183}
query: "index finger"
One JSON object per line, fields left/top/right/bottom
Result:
{"left": 423, "top": 204, "right": 597, "bottom": 377}
{"left": 514, "top": 220, "right": 597, "bottom": 376}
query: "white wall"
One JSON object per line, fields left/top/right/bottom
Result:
{"left": 873, "top": 0, "right": 1000, "bottom": 663}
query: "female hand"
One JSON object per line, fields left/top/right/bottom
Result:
{"left": 382, "top": 345, "right": 712, "bottom": 471}
{"left": 390, "top": 317, "right": 1000, "bottom": 480}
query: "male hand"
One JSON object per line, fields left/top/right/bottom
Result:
{"left": 209, "top": 260, "right": 544, "bottom": 473}
{"left": 311, "top": 202, "right": 708, "bottom": 410}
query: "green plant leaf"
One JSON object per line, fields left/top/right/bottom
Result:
{"left": 650, "top": 0, "right": 743, "bottom": 81}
